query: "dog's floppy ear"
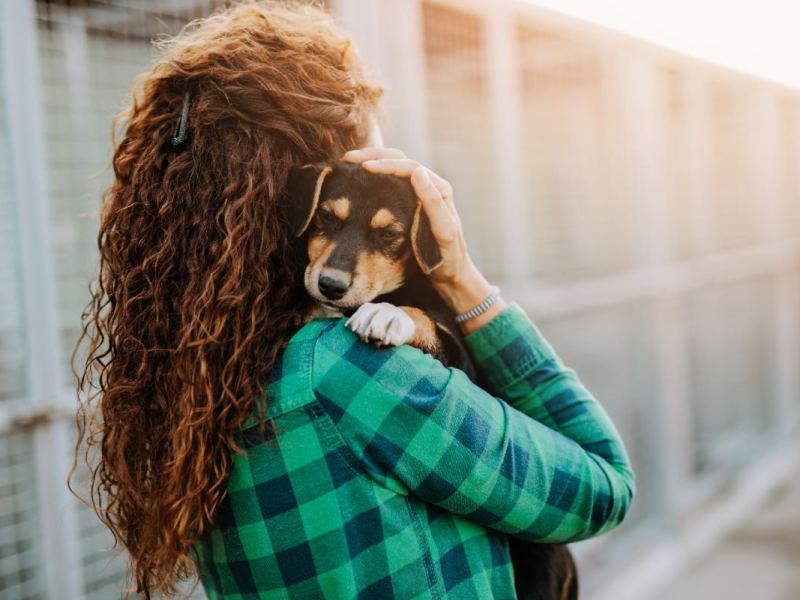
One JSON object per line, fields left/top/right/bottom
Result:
{"left": 411, "top": 202, "right": 443, "bottom": 274}
{"left": 279, "top": 162, "right": 333, "bottom": 237}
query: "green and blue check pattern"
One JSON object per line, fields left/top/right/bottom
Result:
{"left": 193, "top": 303, "right": 635, "bottom": 599}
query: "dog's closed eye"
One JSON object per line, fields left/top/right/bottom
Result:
{"left": 375, "top": 228, "right": 402, "bottom": 242}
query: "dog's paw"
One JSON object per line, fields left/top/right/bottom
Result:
{"left": 345, "top": 303, "right": 415, "bottom": 347}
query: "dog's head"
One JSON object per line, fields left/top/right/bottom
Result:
{"left": 279, "top": 160, "right": 442, "bottom": 309}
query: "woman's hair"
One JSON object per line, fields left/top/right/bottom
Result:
{"left": 69, "top": 1, "right": 384, "bottom": 596}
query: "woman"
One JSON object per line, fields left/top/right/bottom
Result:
{"left": 71, "top": 1, "right": 635, "bottom": 598}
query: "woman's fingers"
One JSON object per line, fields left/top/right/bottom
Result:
{"left": 427, "top": 170, "right": 458, "bottom": 219}
{"left": 341, "top": 146, "right": 406, "bottom": 162}
{"left": 341, "top": 150, "right": 454, "bottom": 212}
{"left": 362, "top": 158, "right": 452, "bottom": 205}
{"left": 365, "top": 158, "right": 459, "bottom": 219}
{"left": 360, "top": 157, "right": 419, "bottom": 176}
{"left": 410, "top": 166, "right": 459, "bottom": 245}
{"left": 361, "top": 158, "right": 451, "bottom": 199}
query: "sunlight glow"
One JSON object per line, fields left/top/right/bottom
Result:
{"left": 525, "top": 0, "right": 800, "bottom": 89}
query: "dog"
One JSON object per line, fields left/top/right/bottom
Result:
{"left": 280, "top": 160, "right": 579, "bottom": 600}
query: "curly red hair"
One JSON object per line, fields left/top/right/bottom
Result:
{"left": 69, "top": 1, "right": 384, "bottom": 596}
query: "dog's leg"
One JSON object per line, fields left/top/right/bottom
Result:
{"left": 345, "top": 303, "right": 442, "bottom": 354}
{"left": 397, "top": 306, "right": 442, "bottom": 355}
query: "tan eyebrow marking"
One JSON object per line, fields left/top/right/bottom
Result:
{"left": 370, "top": 208, "right": 398, "bottom": 229}
{"left": 320, "top": 197, "right": 351, "bottom": 220}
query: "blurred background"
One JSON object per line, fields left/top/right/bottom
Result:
{"left": 1, "top": 0, "right": 798, "bottom": 598}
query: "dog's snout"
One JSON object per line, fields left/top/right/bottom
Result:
{"left": 318, "top": 275, "right": 349, "bottom": 300}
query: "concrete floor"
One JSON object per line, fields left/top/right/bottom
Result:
{"left": 649, "top": 478, "right": 800, "bottom": 600}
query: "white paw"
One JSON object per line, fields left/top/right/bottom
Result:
{"left": 345, "top": 303, "right": 415, "bottom": 347}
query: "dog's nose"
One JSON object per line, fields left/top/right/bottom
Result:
{"left": 318, "top": 275, "right": 348, "bottom": 300}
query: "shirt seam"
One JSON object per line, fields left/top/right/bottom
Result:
{"left": 304, "top": 400, "right": 371, "bottom": 483}
{"left": 404, "top": 497, "right": 444, "bottom": 600}
{"left": 487, "top": 355, "right": 559, "bottom": 399}
{"left": 266, "top": 319, "right": 333, "bottom": 420}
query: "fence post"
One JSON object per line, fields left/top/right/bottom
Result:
{"left": 749, "top": 89, "right": 800, "bottom": 434}
{"left": 0, "top": 1, "right": 84, "bottom": 598}
{"left": 331, "top": 0, "right": 433, "bottom": 163}
{"left": 484, "top": 5, "right": 530, "bottom": 280}
{"left": 604, "top": 54, "right": 693, "bottom": 524}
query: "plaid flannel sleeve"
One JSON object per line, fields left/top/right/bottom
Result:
{"left": 312, "top": 302, "right": 635, "bottom": 543}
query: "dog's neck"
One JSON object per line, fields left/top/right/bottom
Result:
{"left": 306, "top": 302, "right": 346, "bottom": 321}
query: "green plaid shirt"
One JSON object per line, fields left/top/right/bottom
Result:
{"left": 193, "top": 303, "right": 635, "bottom": 599}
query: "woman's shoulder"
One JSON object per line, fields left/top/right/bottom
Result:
{"left": 309, "top": 315, "right": 453, "bottom": 400}
{"left": 312, "top": 315, "right": 448, "bottom": 367}
{"left": 240, "top": 316, "right": 454, "bottom": 431}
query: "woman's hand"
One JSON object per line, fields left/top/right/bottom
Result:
{"left": 341, "top": 147, "right": 506, "bottom": 332}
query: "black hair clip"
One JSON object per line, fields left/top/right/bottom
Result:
{"left": 170, "top": 90, "right": 191, "bottom": 149}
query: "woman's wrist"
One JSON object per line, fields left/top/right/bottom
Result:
{"left": 433, "top": 263, "right": 508, "bottom": 334}
{"left": 432, "top": 262, "right": 489, "bottom": 313}
{"left": 458, "top": 295, "right": 507, "bottom": 334}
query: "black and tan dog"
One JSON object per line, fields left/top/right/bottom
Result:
{"left": 280, "top": 160, "right": 578, "bottom": 600}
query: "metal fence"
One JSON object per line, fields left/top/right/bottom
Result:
{"left": 1, "top": 0, "right": 798, "bottom": 598}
